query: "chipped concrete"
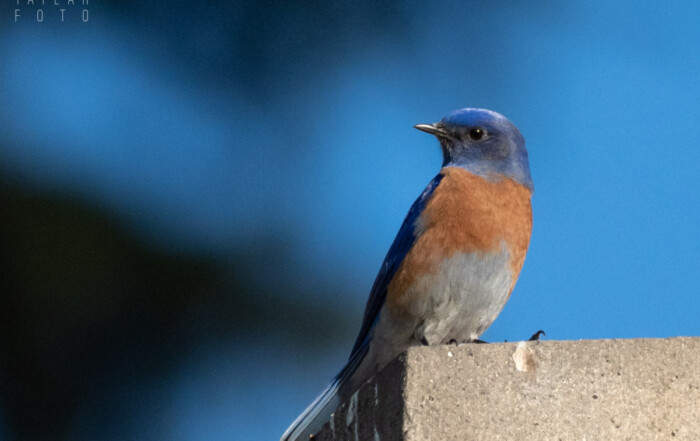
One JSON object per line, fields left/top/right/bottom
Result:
{"left": 512, "top": 341, "right": 537, "bottom": 372}
{"left": 313, "top": 338, "right": 700, "bottom": 440}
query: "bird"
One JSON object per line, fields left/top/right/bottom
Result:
{"left": 281, "top": 108, "right": 533, "bottom": 441}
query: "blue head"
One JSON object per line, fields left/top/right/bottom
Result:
{"left": 415, "top": 108, "right": 533, "bottom": 191}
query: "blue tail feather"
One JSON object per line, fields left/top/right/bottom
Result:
{"left": 280, "top": 343, "right": 369, "bottom": 441}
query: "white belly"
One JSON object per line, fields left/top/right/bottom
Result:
{"left": 356, "top": 245, "right": 513, "bottom": 386}
{"left": 411, "top": 246, "right": 513, "bottom": 344}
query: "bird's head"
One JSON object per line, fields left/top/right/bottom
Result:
{"left": 415, "top": 108, "right": 533, "bottom": 191}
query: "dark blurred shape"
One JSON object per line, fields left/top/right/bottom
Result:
{"left": 107, "top": 0, "right": 408, "bottom": 98}
{"left": 0, "top": 173, "right": 351, "bottom": 440}
{"left": 0, "top": 175, "right": 219, "bottom": 439}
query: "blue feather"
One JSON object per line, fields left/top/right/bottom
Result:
{"left": 280, "top": 173, "right": 444, "bottom": 441}
{"left": 349, "top": 172, "right": 444, "bottom": 355}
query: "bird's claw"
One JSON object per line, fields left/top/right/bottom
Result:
{"left": 528, "top": 330, "right": 546, "bottom": 341}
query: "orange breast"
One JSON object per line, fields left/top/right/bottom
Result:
{"left": 387, "top": 166, "right": 532, "bottom": 310}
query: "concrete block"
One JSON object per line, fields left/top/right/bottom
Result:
{"left": 314, "top": 338, "right": 700, "bottom": 440}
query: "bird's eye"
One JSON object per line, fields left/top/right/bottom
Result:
{"left": 468, "top": 128, "right": 485, "bottom": 141}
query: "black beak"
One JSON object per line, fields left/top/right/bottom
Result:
{"left": 413, "top": 123, "right": 448, "bottom": 137}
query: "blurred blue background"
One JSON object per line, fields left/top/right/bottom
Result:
{"left": 1, "top": 1, "right": 699, "bottom": 440}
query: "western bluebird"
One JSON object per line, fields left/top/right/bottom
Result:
{"left": 281, "top": 108, "right": 533, "bottom": 441}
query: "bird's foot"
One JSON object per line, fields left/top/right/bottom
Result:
{"left": 452, "top": 338, "right": 486, "bottom": 346}
{"left": 528, "top": 330, "right": 546, "bottom": 341}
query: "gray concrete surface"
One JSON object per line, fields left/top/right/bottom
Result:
{"left": 314, "top": 338, "right": 700, "bottom": 440}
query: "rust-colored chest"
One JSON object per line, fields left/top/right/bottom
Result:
{"left": 387, "top": 166, "right": 533, "bottom": 307}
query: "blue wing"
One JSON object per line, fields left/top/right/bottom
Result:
{"left": 280, "top": 173, "right": 445, "bottom": 441}
{"left": 349, "top": 173, "right": 444, "bottom": 356}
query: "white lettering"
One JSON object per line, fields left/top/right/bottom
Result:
{"left": 13, "top": 0, "right": 89, "bottom": 24}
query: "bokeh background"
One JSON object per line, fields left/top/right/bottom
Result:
{"left": 1, "top": 1, "right": 700, "bottom": 440}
